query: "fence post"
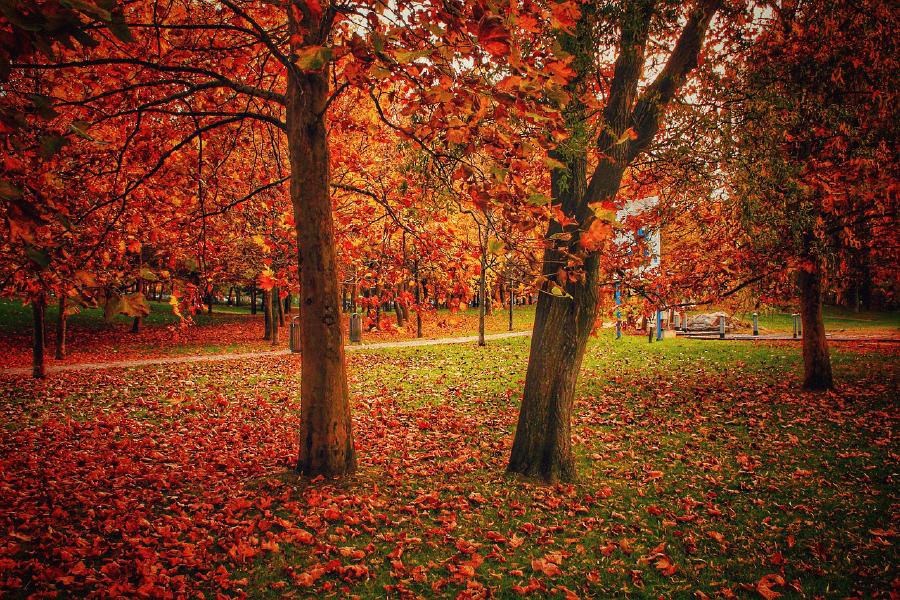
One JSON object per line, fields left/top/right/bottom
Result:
{"left": 719, "top": 315, "right": 726, "bottom": 340}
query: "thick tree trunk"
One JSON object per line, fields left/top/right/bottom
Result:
{"left": 32, "top": 299, "right": 46, "bottom": 379}
{"left": 251, "top": 283, "right": 257, "bottom": 314}
{"left": 508, "top": 250, "right": 602, "bottom": 481}
{"left": 287, "top": 58, "right": 356, "bottom": 477}
{"left": 507, "top": 139, "right": 611, "bottom": 480}
{"left": 799, "top": 262, "right": 834, "bottom": 390}
{"left": 55, "top": 295, "right": 66, "bottom": 360}
{"left": 130, "top": 316, "right": 140, "bottom": 334}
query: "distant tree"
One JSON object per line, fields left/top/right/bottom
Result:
{"left": 723, "top": 0, "right": 900, "bottom": 389}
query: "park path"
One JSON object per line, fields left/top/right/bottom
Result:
{"left": 3, "top": 329, "right": 896, "bottom": 377}
{"left": 0, "top": 330, "right": 534, "bottom": 376}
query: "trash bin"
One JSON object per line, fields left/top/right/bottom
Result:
{"left": 289, "top": 316, "right": 301, "bottom": 353}
{"left": 349, "top": 313, "right": 362, "bottom": 343}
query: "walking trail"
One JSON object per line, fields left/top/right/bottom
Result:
{"left": 0, "top": 331, "right": 534, "bottom": 376}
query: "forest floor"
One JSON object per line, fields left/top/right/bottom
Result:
{"left": 0, "top": 311, "right": 898, "bottom": 599}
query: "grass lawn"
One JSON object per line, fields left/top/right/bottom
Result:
{"left": 0, "top": 329, "right": 897, "bottom": 599}
{"left": 711, "top": 305, "right": 900, "bottom": 335}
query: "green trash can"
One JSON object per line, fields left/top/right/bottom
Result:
{"left": 290, "top": 316, "right": 301, "bottom": 353}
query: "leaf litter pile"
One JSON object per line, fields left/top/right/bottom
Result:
{"left": 1, "top": 335, "right": 898, "bottom": 599}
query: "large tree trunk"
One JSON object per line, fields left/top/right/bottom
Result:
{"left": 251, "top": 283, "right": 257, "bottom": 314}
{"left": 508, "top": 0, "right": 720, "bottom": 482}
{"left": 32, "top": 298, "right": 46, "bottom": 379}
{"left": 55, "top": 295, "right": 67, "bottom": 360}
{"left": 287, "top": 55, "right": 356, "bottom": 477}
{"left": 799, "top": 261, "right": 834, "bottom": 390}
{"left": 507, "top": 144, "right": 608, "bottom": 481}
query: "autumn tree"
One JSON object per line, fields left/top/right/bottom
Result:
{"left": 719, "top": 0, "right": 900, "bottom": 389}
{"left": 504, "top": 0, "right": 724, "bottom": 481}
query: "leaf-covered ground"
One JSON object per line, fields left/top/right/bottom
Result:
{"left": 1, "top": 333, "right": 898, "bottom": 599}
{"left": 0, "top": 299, "right": 537, "bottom": 369}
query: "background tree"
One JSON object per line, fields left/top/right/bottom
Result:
{"left": 720, "top": 0, "right": 900, "bottom": 389}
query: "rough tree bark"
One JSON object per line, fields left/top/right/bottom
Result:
{"left": 508, "top": 0, "right": 722, "bottom": 482}
{"left": 799, "top": 258, "right": 834, "bottom": 390}
{"left": 286, "top": 13, "right": 356, "bottom": 476}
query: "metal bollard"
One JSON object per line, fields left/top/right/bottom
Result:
{"left": 752, "top": 312, "right": 759, "bottom": 336}
{"left": 289, "top": 316, "right": 301, "bottom": 353}
{"left": 657, "top": 310, "right": 663, "bottom": 341}
{"left": 719, "top": 315, "right": 726, "bottom": 339}
{"left": 792, "top": 313, "right": 800, "bottom": 339}
{"left": 349, "top": 313, "right": 362, "bottom": 344}
{"left": 615, "top": 285, "right": 621, "bottom": 340}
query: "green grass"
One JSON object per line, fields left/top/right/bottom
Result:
{"left": 223, "top": 333, "right": 897, "bottom": 599}
{"left": 1, "top": 327, "right": 897, "bottom": 599}
{"left": 728, "top": 305, "right": 900, "bottom": 334}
